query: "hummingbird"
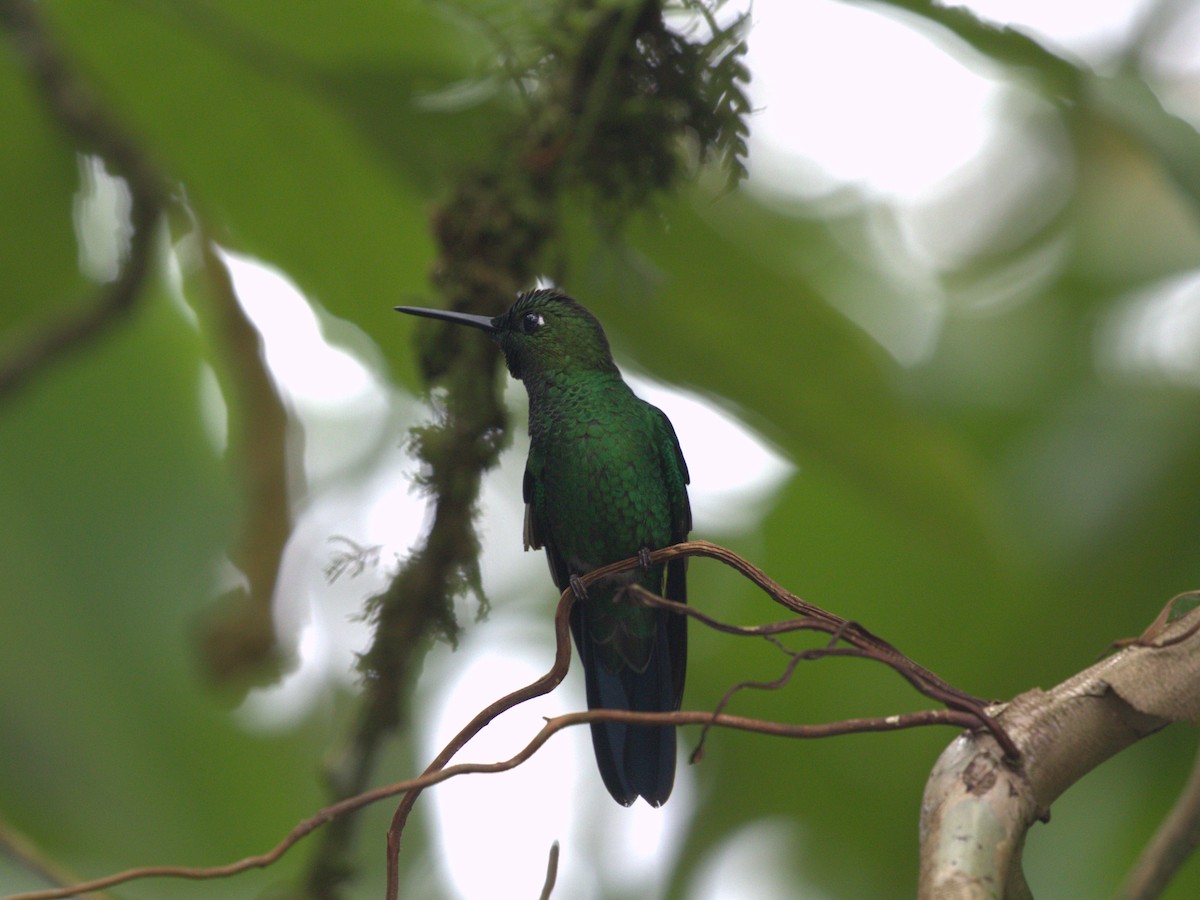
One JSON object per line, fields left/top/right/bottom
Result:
{"left": 396, "top": 288, "right": 691, "bottom": 806}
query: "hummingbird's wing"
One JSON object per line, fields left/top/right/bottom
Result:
{"left": 523, "top": 459, "right": 570, "bottom": 590}
{"left": 650, "top": 405, "right": 691, "bottom": 710}
{"left": 651, "top": 405, "right": 691, "bottom": 543}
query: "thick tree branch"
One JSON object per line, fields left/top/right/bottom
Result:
{"left": 918, "top": 605, "right": 1200, "bottom": 899}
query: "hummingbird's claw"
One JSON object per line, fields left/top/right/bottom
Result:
{"left": 569, "top": 573, "right": 589, "bottom": 602}
{"left": 637, "top": 547, "right": 654, "bottom": 570}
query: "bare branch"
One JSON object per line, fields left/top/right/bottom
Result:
{"left": 2, "top": 705, "right": 976, "bottom": 900}
{"left": 383, "top": 583, "right": 577, "bottom": 899}
{"left": 625, "top": 543, "right": 1019, "bottom": 759}
{"left": 15, "top": 539, "right": 1164, "bottom": 900}
{"left": 639, "top": 542, "right": 986, "bottom": 703}
{"left": 382, "top": 541, "right": 1012, "bottom": 897}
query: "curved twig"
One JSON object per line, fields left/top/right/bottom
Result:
{"left": 630, "top": 542, "right": 1018, "bottom": 759}
{"left": 381, "top": 541, "right": 1017, "bottom": 897}
{"left": 382, "top": 586, "right": 577, "bottom": 899}
{"left": 2, "top": 703, "right": 978, "bottom": 900}
{"left": 4, "top": 540, "right": 1017, "bottom": 900}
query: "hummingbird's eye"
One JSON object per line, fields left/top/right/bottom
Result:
{"left": 521, "top": 312, "right": 545, "bottom": 334}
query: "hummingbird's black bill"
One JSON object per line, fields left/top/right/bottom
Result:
{"left": 394, "top": 305, "right": 498, "bottom": 333}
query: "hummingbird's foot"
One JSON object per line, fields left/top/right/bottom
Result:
{"left": 637, "top": 547, "right": 654, "bottom": 570}
{"left": 569, "top": 573, "right": 589, "bottom": 602}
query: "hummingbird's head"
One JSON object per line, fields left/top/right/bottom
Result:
{"left": 396, "top": 289, "right": 617, "bottom": 383}
{"left": 490, "top": 289, "right": 617, "bottom": 381}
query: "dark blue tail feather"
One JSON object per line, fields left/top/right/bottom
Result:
{"left": 573, "top": 602, "right": 680, "bottom": 806}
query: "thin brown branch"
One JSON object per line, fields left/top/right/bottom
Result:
{"left": 2, "top": 703, "right": 976, "bottom": 900}
{"left": 690, "top": 634, "right": 808, "bottom": 763}
{"left": 1114, "top": 591, "right": 1200, "bottom": 651}
{"left": 637, "top": 541, "right": 984, "bottom": 705}
{"left": 0, "top": 0, "right": 166, "bottom": 401}
{"left": 383, "top": 585, "right": 577, "bottom": 899}
{"left": 382, "top": 541, "right": 1014, "bottom": 897}
{"left": 624, "top": 543, "right": 1019, "bottom": 759}
{"left": 4, "top": 539, "right": 1014, "bottom": 900}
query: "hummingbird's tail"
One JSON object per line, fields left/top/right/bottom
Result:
{"left": 574, "top": 600, "right": 686, "bottom": 807}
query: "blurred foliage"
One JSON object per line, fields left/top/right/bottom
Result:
{"left": 2, "top": 0, "right": 1200, "bottom": 898}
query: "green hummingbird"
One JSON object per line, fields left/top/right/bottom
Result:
{"left": 396, "top": 288, "right": 691, "bottom": 806}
